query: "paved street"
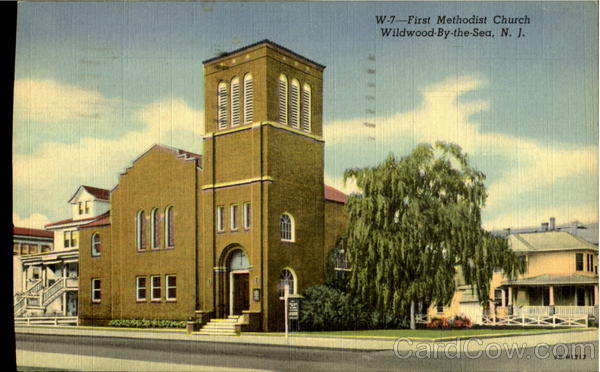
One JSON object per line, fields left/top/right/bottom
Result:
{"left": 16, "top": 332, "right": 598, "bottom": 371}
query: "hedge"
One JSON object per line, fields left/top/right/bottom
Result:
{"left": 107, "top": 319, "right": 186, "bottom": 329}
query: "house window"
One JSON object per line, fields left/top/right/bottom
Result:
{"left": 92, "top": 279, "right": 101, "bottom": 303}
{"left": 436, "top": 302, "right": 444, "bottom": 313}
{"left": 165, "top": 206, "right": 174, "bottom": 248}
{"left": 518, "top": 255, "right": 527, "bottom": 272}
{"left": 13, "top": 243, "right": 19, "bottom": 255}
{"left": 217, "top": 82, "right": 228, "bottom": 130}
{"left": 278, "top": 74, "right": 288, "bottom": 125}
{"left": 78, "top": 202, "right": 83, "bottom": 215}
{"left": 85, "top": 201, "right": 90, "bottom": 214}
{"left": 494, "top": 289, "right": 503, "bottom": 307}
{"left": 151, "top": 276, "right": 161, "bottom": 301}
{"left": 576, "top": 253, "right": 583, "bottom": 271}
{"left": 20, "top": 244, "right": 28, "bottom": 255}
{"left": 279, "top": 269, "right": 296, "bottom": 298}
{"left": 41, "top": 245, "right": 51, "bottom": 253}
{"left": 230, "top": 204, "right": 239, "bottom": 231}
{"left": 166, "top": 275, "right": 176, "bottom": 301}
{"left": 151, "top": 208, "right": 160, "bottom": 249}
{"left": 586, "top": 254, "right": 591, "bottom": 272}
{"left": 290, "top": 79, "right": 300, "bottom": 128}
{"left": 32, "top": 267, "right": 41, "bottom": 280}
{"left": 243, "top": 202, "right": 251, "bottom": 230}
{"left": 280, "top": 213, "right": 295, "bottom": 242}
{"left": 136, "top": 277, "right": 146, "bottom": 301}
{"left": 231, "top": 77, "right": 240, "bottom": 126}
{"left": 71, "top": 231, "right": 78, "bottom": 248}
{"left": 334, "top": 249, "right": 350, "bottom": 271}
{"left": 136, "top": 210, "right": 146, "bottom": 250}
{"left": 216, "top": 206, "right": 225, "bottom": 232}
{"left": 243, "top": 73, "right": 253, "bottom": 124}
{"left": 301, "top": 83, "right": 311, "bottom": 132}
{"left": 64, "top": 231, "right": 71, "bottom": 248}
{"left": 91, "top": 233, "right": 101, "bottom": 257}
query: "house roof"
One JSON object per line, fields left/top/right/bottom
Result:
{"left": 68, "top": 185, "right": 110, "bottom": 203}
{"left": 45, "top": 214, "right": 103, "bottom": 228}
{"left": 13, "top": 226, "right": 53, "bottom": 239}
{"left": 324, "top": 185, "right": 348, "bottom": 204}
{"left": 502, "top": 274, "right": 598, "bottom": 286}
{"left": 509, "top": 231, "right": 598, "bottom": 253}
{"left": 80, "top": 211, "right": 110, "bottom": 228}
{"left": 458, "top": 286, "right": 480, "bottom": 304}
{"left": 202, "top": 39, "right": 325, "bottom": 70}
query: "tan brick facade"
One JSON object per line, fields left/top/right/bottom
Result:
{"left": 79, "top": 41, "right": 347, "bottom": 331}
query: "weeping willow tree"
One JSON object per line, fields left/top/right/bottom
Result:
{"left": 343, "top": 142, "right": 523, "bottom": 329}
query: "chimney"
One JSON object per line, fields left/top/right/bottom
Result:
{"left": 541, "top": 222, "right": 549, "bottom": 231}
{"left": 549, "top": 217, "right": 556, "bottom": 231}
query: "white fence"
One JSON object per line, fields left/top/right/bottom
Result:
{"left": 14, "top": 316, "right": 78, "bottom": 326}
{"left": 482, "top": 314, "right": 588, "bottom": 328}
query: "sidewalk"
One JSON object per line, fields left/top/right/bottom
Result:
{"left": 15, "top": 325, "right": 599, "bottom": 352}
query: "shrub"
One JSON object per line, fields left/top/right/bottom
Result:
{"left": 108, "top": 319, "right": 186, "bottom": 329}
{"left": 299, "top": 285, "right": 370, "bottom": 331}
{"left": 426, "top": 316, "right": 450, "bottom": 329}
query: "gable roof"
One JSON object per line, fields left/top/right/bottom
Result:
{"left": 13, "top": 226, "right": 53, "bottom": 239}
{"left": 509, "top": 231, "right": 598, "bottom": 253}
{"left": 68, "top": 185, "right": 110, "bottom": 203}
{"left": 45, "top": 215, "right": 99, "bottom": 228}
{"left": 324, "top": 185, "right": 348, "bottom": 204}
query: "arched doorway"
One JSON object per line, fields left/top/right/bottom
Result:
{"left": 227, "top": 249, "right": 250, "bottom": 316}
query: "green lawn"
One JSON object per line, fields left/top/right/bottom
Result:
{"left": 294, "top": 327, "right": 589, "bottom": 339}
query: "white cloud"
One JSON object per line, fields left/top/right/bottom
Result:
{"left": 13, "top": 213, "right": 50, "bottom": 229}
{"left": 324, "top": 74, "right": 598, "bottom": 223}
{"left": 13, "top": 79, "right": 118, "bottom": 123}
{"left": 13, "top": 79, "right": 204, "bottom": 219}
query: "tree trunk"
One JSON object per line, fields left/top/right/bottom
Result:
{"left": 410, "top": 300, "right": 416, "bottom": 330}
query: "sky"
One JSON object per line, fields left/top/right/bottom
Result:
{"left": 13, "top": 1, "right": 598, "bottom": 231}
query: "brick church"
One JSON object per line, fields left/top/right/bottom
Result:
{"left": 78, "top": 40, "right": 347, "bottom": 332}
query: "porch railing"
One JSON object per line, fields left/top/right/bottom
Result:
{"left": 482, "top": 314, "right": 588, "bottom": 328}
{"left": 14, "top": 316, "right": 78, "bottom": 326}
{"left": 42, "top": 278, "right": 65, "bottom": 306}
{"left": 555, "top": 306, "right": 598, "bottom": 319}
{"left": 513, "top": 306, "right": 550, "bottom": 316}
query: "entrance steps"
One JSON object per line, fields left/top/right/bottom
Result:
{"left": 198, "top": 315, "right": 241, "bottom": 336}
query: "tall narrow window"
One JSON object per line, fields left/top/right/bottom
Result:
{"left": 136, "top": 210, "right": 146, "bottom": 250}
{"left": 91, "top": 233, "right": 101, "bottom": 257}
{"left": 92, "top": 279, "right": 101, "bottom": 303}
{"left": 576, "top": 253, "right": 583, "bottom": 271}
{"left": 151, "top": 275, "right": 161, "bottom": 301}
{"left": 78, "top": 202, "right": 83, "bottom": 215}
{"left": 230, "top": 77, "right": 240, "bottom": 126}
{"left": 290, "top": 79, "right": 300, "bottom": 128}
{"left": 280, "top": 213, "right": 295, "bottom": 242}
{"left": 243, "top": 73, "right": 253, "bottom": 124}
{"left": 64, "top": 231, "right": 71, "bottom": 248}
{"left": 85, "top": 201, "right": 90, "bottom": 214}
{"left": 301, "top": 83, "right": 311, "bottom": 132}
{"left": 216, "top": 206, "right": 225, "bottom": 232}
{"left": 151, "top": 208, "right": 160, "bottom": 249}
{"left": 217, "top": 82, "right": 228, "bottom": 130}
{"left": 243, "top": 202, "right": 251, "bottom": 230}
{"left": 165, "top": 206, "right": 174, "bottom": 248}
{"left": 71, "top": 231, "right": 78, "bottom": 248}
{"left": 230, "top": 204, "right": 239, "bottom": 231}
{"left": 278, "top": 74, "right": 288, "bottom": 125}
{"left": 166, "top": 275, "right": 177, "bottom": 301}
{"left": 136, "top": 277, "right": 146, "bottom": 301}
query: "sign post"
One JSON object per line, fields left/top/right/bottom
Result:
{"left": 284, "top": 284, "right": 289, "bottom": 338}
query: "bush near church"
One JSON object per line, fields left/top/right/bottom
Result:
{"left": 108, "top": 319, "right": 186, "bottom": 329}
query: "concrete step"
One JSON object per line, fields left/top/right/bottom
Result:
{"left": 198, "top": 330, "right": 239, "bottom": 336}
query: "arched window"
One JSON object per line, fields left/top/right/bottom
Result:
{"left": 279, "top": 268, "right": 297, "bottom": 298}
{"left": 217, "top": 82, "right": 228, "bottom": 130}
{"left": 243, "top": 73, "right": 253, "bottom": 124}
{"left": 165, "top": 206, "right": 174, "bottom": 248}
{"left": 290, "top": 79, "right": 300, "bottom": 128}
{"left": 230, "top": 77, "right": 240, "bottom": 126}
{"left": 301, "top": 83, "right": 311, "bottom": 132}
{"left": 150, "top": 208, "right": 160, "bottom": 249}
{"left": 91, "top": 233, "right": 101, "bottom": 257}
{"left": 278, "top": 74, "right": 288, "bottom": 125}
{"left": 136, "top": 210, "right": 146, "bottom": 250}
{"left": 280, "top": 213, "right": 295, "bottom": 242}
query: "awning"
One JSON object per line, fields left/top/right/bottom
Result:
{"left": 502, "top": 274, "right": 598, "bottom": 286}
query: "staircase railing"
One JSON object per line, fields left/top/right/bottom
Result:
{"left": 42, "top": 278, "right": 66, "bottom": 306}
{"left": 14, "top": 297, "right": 26, "bottom": 316}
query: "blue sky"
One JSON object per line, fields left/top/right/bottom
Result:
{"left": 13, "top": 2, "right": 598, "bottom": 230}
